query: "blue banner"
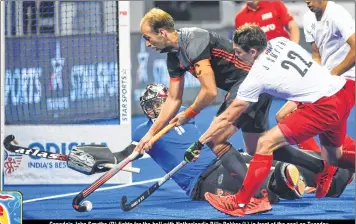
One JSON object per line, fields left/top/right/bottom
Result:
{"left": 5, "top": 34, "right": 119, "bottom": 124}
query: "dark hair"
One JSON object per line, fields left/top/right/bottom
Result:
{"left": 233, "top": 24, "right": 267, "bottom": 53}
{"left": 142, "top": 8, "right": 175, "bottom": 33}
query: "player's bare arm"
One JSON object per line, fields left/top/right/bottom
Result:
{"left": 330, "top": 33, "right": 356, "bottom": 76}
{"left": 287, "top": 20, "right": 300, "bottom": 44}
{"left": 151, "top": 77, "right": 185, "bottom": 133}
{"left": 199, "top": 99, "right": 249, "bottom": 145}
{"left": 170, "top": 59, "right": 218, "bottom": 126}
{"left": 311, "top": 42, "right": 321, "bottom": 65}
{"left": 191, "top": 59, "right": 218, "bottom": 111}
{"left": 136, "top": 78, "right": 184, "bottom": 152}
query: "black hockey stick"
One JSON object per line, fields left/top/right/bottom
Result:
{"left": 3, "top": 135, "right": 68, "bottom": 161}
{"left": 120, "top": 160, "right": 188, "bottom": 211}
{"left": 72, "top": 122, "right": 177, "bottom": 212}
{"left": 2, "top": 135, "right": 140, "bottom": 173}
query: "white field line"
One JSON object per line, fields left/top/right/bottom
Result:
{"left": 23, "top": 178, "right": 161, "bottom": 204}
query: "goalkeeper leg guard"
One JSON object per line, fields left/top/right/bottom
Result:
{"left": 273, "top": 145, "right": 324, "bottom": 173}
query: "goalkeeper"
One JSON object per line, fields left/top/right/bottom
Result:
{"left": 67, "top": 84, "right": 351, "bottom": 202}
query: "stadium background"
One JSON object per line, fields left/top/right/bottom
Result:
{"left": 0, "top": 1, "right": 355, "bottom": 220}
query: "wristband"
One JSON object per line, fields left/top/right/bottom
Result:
{"left": 185, "top": 106, "right": 199, "bottom": 118}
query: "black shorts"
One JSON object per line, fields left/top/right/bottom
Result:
{"left": 217, "top": 81, "right": 273, "bottom": 133}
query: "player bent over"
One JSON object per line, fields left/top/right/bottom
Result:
{"left": 186, "top": 25, "right": 354, "bottom": 216}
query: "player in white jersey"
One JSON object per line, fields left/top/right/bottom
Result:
{"left": 185, "top": 25, "right": 355, "bottom": 216}
{"left": 304, "top": 0, "right": 355, "bottom": 80}
{"left": 275, "top": 0, "right": 355, "bottom": 162}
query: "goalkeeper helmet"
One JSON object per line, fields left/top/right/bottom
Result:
{"left": 140, "top": 84, "right": 168, "bottom": 120}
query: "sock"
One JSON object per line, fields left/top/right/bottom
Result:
{"left": 343, "top": 135, "right": 355, "bottom": 152}
{"left": 235, "top": 153, "right": 273, "bottom": 204}
{"left": 297, "top": 138, "right": 321, "bottom": 152}
{"left": 219, "top": 146, "right": 264, "bottom": 198}
{"left": 273, "top": 145, "right": 324, "bottom": 173}
{"left": 338, "top": 150, "right": 355, "bottom": 172}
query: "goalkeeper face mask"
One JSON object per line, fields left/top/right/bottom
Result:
{"left": 140, "top": 84, "right": 168, "bottom": 121}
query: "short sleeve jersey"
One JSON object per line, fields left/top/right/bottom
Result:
{"left": 167, "top": 27, "right": 251, "bottom": 91}
{"left": 303, "top": 1, "right": 355, "bottom": 80}
{"left": 235, "top": 1, "right": 294, "bottom": 41}
{"left": 236, "top": 37, "right": 346, "bottom": 103}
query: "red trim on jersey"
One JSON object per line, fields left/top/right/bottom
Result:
{"left": 212, "top": 48, "right": 251, "bottom": 68}
{"left": 170, "top": 76, "right": 183, "bottom": 82}
{"left": 211, "top": 48, "right": 251, "bottom": 71}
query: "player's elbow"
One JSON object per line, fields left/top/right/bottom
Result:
{"left": 208, "top": 88, "right": 218, "bottom": 99}
{"left": 167, "top": 94, "right": 182, "bottom": 107}
{"left": 288, "top": 20, "right": 299, "bottom": 32}
{"left": 202, "top": 87, "right": 218, "bottom": 100}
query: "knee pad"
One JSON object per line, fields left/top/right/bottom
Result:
{"left": 268, "top": 162, "right": 306, "bottom": 200}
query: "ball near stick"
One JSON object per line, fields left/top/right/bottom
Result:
{"left": 82, "top": 200, "right": 93, "bottom": 212}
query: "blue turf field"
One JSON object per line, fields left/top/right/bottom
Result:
{"left": 3, "top": 99, "right": 355, "bottom": 220}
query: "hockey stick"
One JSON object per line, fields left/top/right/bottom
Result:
{"left": 2, "top": 135, "right": 140, "bottom": 173}
{"left": 72, "top": 122, "right": 177, "bottom": 212}
{"left": 120, "top": 160, "right": 187, "bottom": 211}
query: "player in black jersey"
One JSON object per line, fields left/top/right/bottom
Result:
{"left": 135, "top": 7, "right": 274, "bottom": 210}
{"left": 136, "top": 8, "right": 272, "bottom": 159}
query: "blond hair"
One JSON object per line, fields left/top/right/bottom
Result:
{"left": 141, "top": 8, "right": 175, "bottom": 33}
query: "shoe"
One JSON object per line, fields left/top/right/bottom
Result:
{"left": 245, "top": 189, "right": 272, "bottom": 215}
{"left": 204, "top": 190, "right": 272, "bottom": 217}
{"left": 205, "top": 192, "right": 244, "bottom": 216}
{"left": 215, "top": 188, "right": 233, "bottom": 196}
{"left": 285, "top": 163, "right": 306, "bottom": 196}
{"left": 223, "top": 191, "right": 231, "bottom": 196}
{"left": 304, "top": 186, "right": 316, "bottom": 194}
{"left": 315, "top": 161, "right": 338, "bottom": 198}
{"left": 285, "top": 164, "right": 301, "bottom": 188}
